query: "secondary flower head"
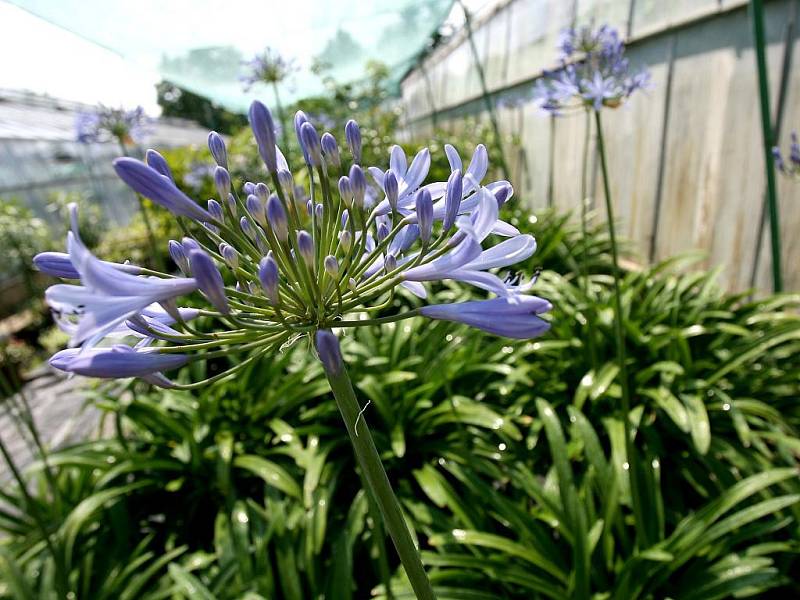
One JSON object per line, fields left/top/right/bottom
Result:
{"left": 38, "top": 101, "right": 550, "bottom": 388}
{"left": 773, "top": 131, "right": 800, "bottom": 178}
{"left": 241, "top": 47, "right": 297, "bottom": 91}
{"left": 534, "top": 24, "right": 649, "bottom": 114}
{"left": 76, "top": 105, "right": 151, "bottom": 145}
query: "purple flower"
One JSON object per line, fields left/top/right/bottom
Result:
{"left": 189, "top": 248, "right": 229, "bottom": 314}
{"left": 774, "top": 130, "right": 800, "bottom": 178}
{"left": 420, "top": 295, "right": 551, "bottom": 339}
{"left": 321, "top": 132, "right": 340, "bottom": 168}
{"left": 249, "top": 100, "right": 278, "bottom": 173}
{"left": 240, "top": 47, "right": 296, "bottom": 91}
{"left": 44, "top": 205, "right": 198, "bottom": 347}
{"left": 145, "top": 150, "right": 173, "bottom": 181}
{"left": 208, "top": 132, "right": 228, "bottom": 169}
{"left": 315, "top": 329, "right": 342, "bottom": 374}
{"left": 535, "top": 24, "right": 649, "bottom": 113}
{"left": 114, "top": 158, "right": 213, "bottom": 222}
{"left": 75, "top": 105, "right": 151, "bottom": 144}
{"left": 50, "top": 345, "right": 188, "bottom": 385}
{"left": 345, "top": 119, "right": 362, "bottom": 163}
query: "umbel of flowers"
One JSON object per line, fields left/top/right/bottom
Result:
{"left": 35, "top": 99, "right": 550, "bottom": 598}
{"left": 533, "top": 24, "right": 649, "bottom": 113}
{"left": 75, "top": 105, "right": 151, "bottom": 146}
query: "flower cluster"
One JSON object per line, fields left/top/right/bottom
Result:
{"left": 36, "top": 101, "right": 551, "bottom": 388}
{"left": 241, "top": 48, "right": 297, "bottom": 91}
{"left": 772, "top": 131, "right": 800, "bottom": 178}
{"left": 75, "top": 105, "right": 151, "bottom": 145}
{"left": 534, "top": 24, "right": 649, "bottom": 113}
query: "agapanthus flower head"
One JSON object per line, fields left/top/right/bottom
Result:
{"left": 75, "top": 105, "right": 151, "bottom": 145}
{"left": 38, "top": 100, "right": 551, "bottom": 389}
{"left": 773, "top": 131, "right": 800, "bottom": 178}
{"left": 241, "top": 47, "right": 297, "bottom": 91}
{"left": 535, "top": 24, "right": 649, "bottom": 114}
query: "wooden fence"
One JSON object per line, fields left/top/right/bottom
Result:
{"left": 399, "top": 0, "right": 800, "bottom": 293}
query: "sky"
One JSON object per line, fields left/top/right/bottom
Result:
{"left": 0, "top": 2, "right": 161, "bottom": 111}
{"left": 0, "top": 0, "right": 490, "bottom": 114}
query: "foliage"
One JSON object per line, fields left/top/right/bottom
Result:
{"left": 1, "top": 209, "right": 798, "bottom": 598}
{"left": 157, "top": 81, "right": 247, "bottom": 135}
{"left": 0, "top": 199, "right": 50, "bottom": 288}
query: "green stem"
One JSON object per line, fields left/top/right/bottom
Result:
{"left": 581, "top": 109, "right": 598, "bottom": 372}
{"left": 0, "top": 433, "right": 69, "bottom": 597}
{"left": 317, "top": 338, "right": 436, "bottom": 600}
{"left": 594, "top": 110, "right": 645, "bottom": 546}
{"left": 750, "top": 0, "right": 783, "bottom": 292}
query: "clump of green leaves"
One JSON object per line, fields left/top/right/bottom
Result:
{"left": 1, "top": 209, "right": 798, "bottom": 599}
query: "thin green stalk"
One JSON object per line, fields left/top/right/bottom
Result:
{"left": 581, "top": 109, "right": 598, "bottom": 371}
{"left": 594, "top": 110, "right": 646, "bottom": 547}
{"left": 0, "top": 433, "right": 69, "bottom": 597}
{"left": 750, "top": 0, "right": 783, "bottom": 292}
{"left": 316, "top": 336, "right": 436, "bottom": 600}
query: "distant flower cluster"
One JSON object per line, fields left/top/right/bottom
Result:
{"left": 37, "top": 101, "right": 551, "bottom": 388}
{"left": 534, "top": 24, "right": 649, "bottom": 114}
{"left": 773, "top": 132, "right": 800, "bottom": 178}
{"left": 75, "top": 105, "right": 151, "bottom": 145}
{"left": 241, "top": 48, "right": 297, "bottom": 91}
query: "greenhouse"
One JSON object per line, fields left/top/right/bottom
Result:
{"left": 0, "top": 0, "right": 798, "bottom": 598}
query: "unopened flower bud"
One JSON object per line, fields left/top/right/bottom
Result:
{"left": 321, "top": 132, "right": 340, "bottom": 168}
{"left": 315, "top": 203, "right": 324, "bottom": 222}
{"left": 258, "top": 255, "right": 280, "bottom": 304}
{"left": 214, "top": 166, "right": 231, "bottom": 200}
{"left": 416, "top": 188, "right": 433, "bottom": 243}
{"left": 189, "top": 249, "right": 229, "bottom": 314}
{"left": 294, "top": 111, "right": 310, "bottom": 164}
{"left": 168, "top": 239, "right": 189, "bottom": 273}
{"left": 299, "top": 121, "right": 322, "bottom": 167}
{"left": 225, "top": 193, "right": 237, "bottom": 216}
{"left": 182, "top": 237, "right": 201, "bottom": 253}
{"left": 338, "top": 176, "right": 353, "bottom": 207}
{"left": 443, "top": 169, "right": 462, "bottom": 232}
{"left": 377, "top": 222, "right": 389, "bottom": 242}
{"left": 208, "top": 131, "right": 228, "bottom": 169}
{"left": 207, "top": 199, "right": 224, "bottom": 222}
{"left": 345, "top": 119, "right": 361, "bottom": 163}
{"left": 297, "top": 230, "right": 315, "bottom": 266}
{"left": 324, "top": 255, "right": 339, "bottom": 278}
{"left": 266, "top": 195, "right": 288, "bottom": 242}
{"left": 315, "top": 329, "right": 342, "bottom": 374}
{"left": 349, "top": 164, "right": 366, "bottom": 208}
{"left": 249, "top": 100, "right": 277, "bottom": 172}
{"left": 255, "top": 182, "right": 269, "bottom": 201}
{"left": 385, "top": 254, "right": 397, "bottom": 272}
{"left": 243, "top": 181, "right": 256, "bottom": 196}
{"left": 145, "top": 149, "right": 173, "bottom": 180}
{"left": 277, "top": 170, "right": 293, "bottom": 197}
{"left": 246, "top": 194, "right": 267, "bottom": 227}
{"left": 220, "top": 243, "right": 239, "bottom": 269}
{"left": 240, "top": 216, "right": 254, "bottom": 240}
{"left": 348, "top": 277, "right": 357, "bottom": 292}
{"left": 384, "top": 170, "right": 398, "bottom": 212}
{"left": 339, "top": 229, "right": 352, "bottom": 252}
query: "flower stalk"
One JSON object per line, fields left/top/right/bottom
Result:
{"left": 594, "top": 110, "right": 645, "bottom": 545}
{"left": 315, "top": 330, "right": 436, "bottom": 600}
